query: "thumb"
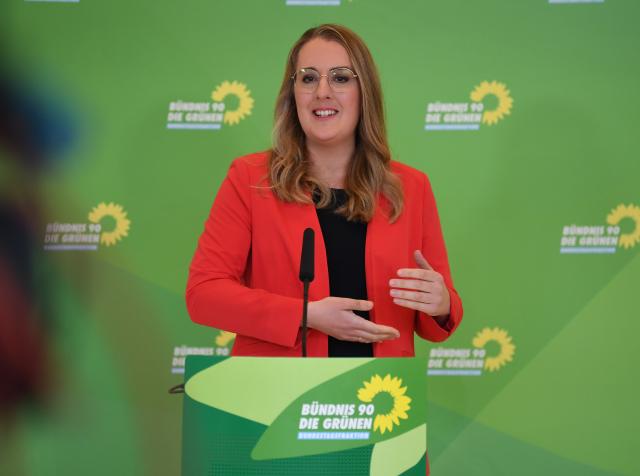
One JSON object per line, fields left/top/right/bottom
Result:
{"left": 414, "top": 249, "right": 433, "bottom": 270}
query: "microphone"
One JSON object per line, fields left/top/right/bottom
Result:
{"left": 299, "top": 228, "right": 315, "bottom": 357}
{"left": 299, "top": 228, "right": 315, "bottom": 282}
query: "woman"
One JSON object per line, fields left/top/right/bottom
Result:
{"left": 186, "top": 24, "right": 462, "bottom": 358}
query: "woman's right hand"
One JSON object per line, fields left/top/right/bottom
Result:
{"left": 307, "top": 297, "right": 400, "bottom": 343}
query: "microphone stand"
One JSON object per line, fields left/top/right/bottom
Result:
{"left": 301, "top": 280, "right": 310, "bottom": 357}
{"left": 299, "top": 227, "right": 315, "bottom": 358}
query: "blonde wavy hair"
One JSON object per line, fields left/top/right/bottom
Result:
{"left": 269, "top": 24, "right": 403, "bottom": 223}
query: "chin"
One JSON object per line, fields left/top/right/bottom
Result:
{"left": 307, "top": 133, "right": 345, "bottom": 146}
{"left": 303, "top": 127, "right": 349, "bottom": 145}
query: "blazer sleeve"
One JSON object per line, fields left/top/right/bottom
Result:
{"left": 414, "top": 173, "right": 463, "bottom": 342}
{"left": 185, "top": 158, "right": 301, "bottom": 348}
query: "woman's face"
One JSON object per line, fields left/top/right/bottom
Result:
{"left": 293, "top": 38, "right": 361, "bottom": 150}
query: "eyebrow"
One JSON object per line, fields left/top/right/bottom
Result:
{"left": 299, "top": 65, "right": 352, "bottom": 71}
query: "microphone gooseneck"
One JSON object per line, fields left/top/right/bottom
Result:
{"left": 299, "top": 228, "right": 315, "bottom": 357}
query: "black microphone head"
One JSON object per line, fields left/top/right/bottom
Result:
{"left": 299, "top": 228, "right": 315, "bottom": 282}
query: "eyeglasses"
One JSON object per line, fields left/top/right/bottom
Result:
{"left": 291, "top": 67, "right": 359, "bottom": 92}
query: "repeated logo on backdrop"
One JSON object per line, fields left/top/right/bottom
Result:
{"left": 171, "top": 330, "right": 235, "bottom": 374}
{"left": 172, "top": 327, "right": 518, "bottom": 377}
{"left": 560, "top": 203, "right": 640, "bottom": 254}
{"left": 425, "top": 81, "right": 513, "bottom": 131}
{"left": 44, "top": 202, "right": 131, "bottom": 251}
{"left": 166, "top": 80, "right": 254, "bottom": 130}
{"left": 427, "top": 327, "right": 516, "bottom": 376}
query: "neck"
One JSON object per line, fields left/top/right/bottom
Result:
{"left": 306, "top": 139, "right": 355, "bottom": 189}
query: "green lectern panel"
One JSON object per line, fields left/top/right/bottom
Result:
{"left": 182, "top": 356, "right": 427, "bottom": 475}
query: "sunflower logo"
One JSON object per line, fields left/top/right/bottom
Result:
{"left": 470, "top": 81, "right": 513, "bottom": 126}
{"left": 211, "top": 80, "right": 254, "bottom": 126}
{"left": 215, "top": 330, "right": 236, "bottom": 347}
{"left": 357, "top": 374, "right": 411, "bottom": 434}
{"left": 88, "top": 202, "right": 131, "bottom": 247}
{"left": 472, "top": 327, "right": 515, "bottom": 372}
{"left": 606, "top": 204, "right": 640, "bottom": 249}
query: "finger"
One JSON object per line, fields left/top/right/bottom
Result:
{"left": 392, "top": 297, "right": 433, "bottom": 314}
{"left": 353, "top": 330, "right": 397, "bottom": 343}
{"left": 389, "top": 278, "right": 429, "bottom": 291}
{"left": 334, "top": 297, "right": 374, "bottom": 312}
{"left": 390, "top": 289, "right": 433, "bottom": 303}
{"left": 354, "top": 318, "right": 400, "bottom": 339}
{"left": 392, "top": 280, "right": 439, "bottom": 294}
{"left": 396, "top": 268, "right": 442, "bottom": 281}
{"left": 414, "top": 250, "right": 433, "bottom": 270}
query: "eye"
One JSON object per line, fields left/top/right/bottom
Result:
{"left": 331, "top": 69, "right": 354, "bottom": 84}
{"left": 301, "top": 74, "right": 317, "bottom": 84}
{"left": 298, "top": 70, "right": 319, "bottom": 84}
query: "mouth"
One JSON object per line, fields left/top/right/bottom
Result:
{"left": 313, "top": 108, "right": 339, "bottom": 118}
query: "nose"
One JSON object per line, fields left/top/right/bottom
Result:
{"left": 315, "top": 75, "right": 333, "bottom": 98}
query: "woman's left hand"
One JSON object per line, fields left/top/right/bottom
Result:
{"left": 389, "top": 250, "right": 451, "bottom": 318}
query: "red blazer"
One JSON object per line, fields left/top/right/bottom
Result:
{"left": 186, "top": 152, "right": 463, "bottom": 357}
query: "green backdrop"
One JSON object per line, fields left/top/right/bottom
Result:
{"left": 1, "top": 0, "right": 638, "bottom": 475}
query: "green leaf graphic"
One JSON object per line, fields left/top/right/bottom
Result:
{"left": 251, "top": 358, "right": 426, "bottom": 460}
{"left": 185, "top": 357, "right": 368, "bottom": 424}
{"left": 370, "top": 424, "right": 426, "bottom": 476}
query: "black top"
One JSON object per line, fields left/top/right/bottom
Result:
{"left": 314, "top": 189, "right": 373, "bottom": 357}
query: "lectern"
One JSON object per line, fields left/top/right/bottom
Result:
{"left": 181, "top": 356, "right": 427, "bottom": 475}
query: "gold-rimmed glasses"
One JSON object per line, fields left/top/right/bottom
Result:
{"left": 291, "top": 67, "right": 359, "bottom": 92}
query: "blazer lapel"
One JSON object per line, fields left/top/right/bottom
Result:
{"left": 277, "top": 199, "right": 330, "bottom": 302}
{"left": 366, "top": 194, "right": 408, "bottom": 327}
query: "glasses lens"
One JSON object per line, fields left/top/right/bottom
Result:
{"left": 296, "top": 69, "right": 319, "bottom": 90}
{"left": 330, "top": 68, "right": 355, "bottom": 91}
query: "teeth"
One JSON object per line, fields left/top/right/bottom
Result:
{"left": 314, "top": 110, "right": 337, "bottom": 117}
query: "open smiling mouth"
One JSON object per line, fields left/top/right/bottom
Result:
{"left": 313, "top": 109, "right": 339, "bottom": 117}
